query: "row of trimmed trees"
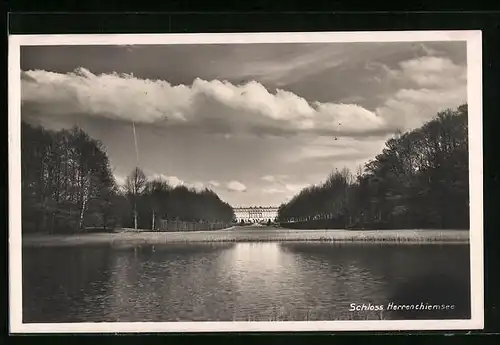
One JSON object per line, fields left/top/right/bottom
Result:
{"left": 21, "top": 122, "right": 235, "bottom": 234}
{"left": 278, "top": 104, "right": 470, "bottom": 230}
{"left": 120, "top": 167, "right": 234, "bottom": 231}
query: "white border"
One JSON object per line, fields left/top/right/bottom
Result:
{"left": 8, "top": 30, "right": 484, "bottom": 333}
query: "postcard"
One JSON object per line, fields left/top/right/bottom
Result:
{"left": 8, "top": 30, "right": 483, "bottom": 333}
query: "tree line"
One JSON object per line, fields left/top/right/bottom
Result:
{"left": 121, "top": 167, "right": 234, "bottom": 231}
{"left": 278, "top": 104, "right": 469, "bottom": 230}
{"left": 21, "top": 122, "right": 235, "bottom": 234}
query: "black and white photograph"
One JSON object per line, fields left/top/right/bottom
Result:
{"left": 9, "top": 31, "right": 483, "bottom": 333}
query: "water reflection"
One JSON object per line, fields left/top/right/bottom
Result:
{"left": 22, "top": 246, "right": 113, "bottom": 322}
{"left": 281, "top": 243, "right": 471, "bottom": 319}
{"left": 22, "top": 242, "right": 470, "bottom": 322}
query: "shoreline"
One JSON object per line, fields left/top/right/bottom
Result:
{"left": 22, "top": 228, "right": 470, "bottom": 247}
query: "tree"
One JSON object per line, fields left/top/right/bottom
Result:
{"left": 21, "top": 122, "right": 236, "bottom": 234}
{"left": 145, "top": 178, "right": 171, "bottom": 230}
{"left": 21, "top": 122, "right": 117, "bottom": 233}
{"left": 125, "top": 167, "right": 147, "bottom": 230}
{"left": 277, "top": 104, "right": 469, "bottom": 230}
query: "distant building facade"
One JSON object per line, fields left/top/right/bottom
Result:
{"left": 233, "top": 206, "right": 279, "bottom": 223}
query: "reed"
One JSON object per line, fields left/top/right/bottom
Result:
{"left": 23, "top": 229, "right": 469, "bottom": 247}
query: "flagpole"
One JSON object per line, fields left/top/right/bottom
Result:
{"left": 132, "top": 120, "right": 140, "bottom": 230}
{"left": 132, "top": 121, "right": 139, "bottom": 165}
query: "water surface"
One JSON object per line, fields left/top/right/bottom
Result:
{"left": 23, "top": 242, "right": 471, "bottom": 322}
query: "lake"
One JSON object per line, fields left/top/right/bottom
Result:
{"left": 22, "top": 241, "right": 471, "bottom": 322}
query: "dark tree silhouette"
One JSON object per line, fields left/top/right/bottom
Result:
{"left": 21, "top": 122, "right": 235, "bottom": 233}
{"left": 21, "top": 123, "right": 116, "bottom": 233}
{"left": 278, "top": 104, "right": 469, "bottom": 230}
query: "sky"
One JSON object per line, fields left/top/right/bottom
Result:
{"left": 20, "top": 41, "right": 467, "bottom": 207}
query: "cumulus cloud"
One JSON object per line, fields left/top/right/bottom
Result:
{"left": 20, "top": 47, "right": 468, "bottom": 208}
{"left": 397, "top": 56, "right": 466, "bottom": 89}
{"left": 164, "top": 176, "right": 184, "bottom": 187}
{"left": 191, "top": 181, "right": 205, "bottom": 190}
{"left": 114, "top": 174, "right": 126, "bottom": 187}
{"left": 373, "top": 56, "right": 467, "bottom": 130}
{"left": 227, "top": 180, "right": 247, "bottom": 192}
{"left": 150, "top": 173, "right": 184, "bottom": 187}
{"left": 22, "top": 60, "right": 465, "bottom": 140}
{"left": 123, "top": 169, "right": 227, "bottom": 193}
{"left": 21, "top": 68, "right": 393, "bottom": 139}
{"left": 150, "top": 174, "right": 210, "bottom": 190}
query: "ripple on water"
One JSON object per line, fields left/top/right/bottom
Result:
{"left": 22, "top": 241, "right": 471, "bottom": 322}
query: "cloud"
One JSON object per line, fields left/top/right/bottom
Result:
{"left": 373, "top": 56, "right": 467, "bottom": 129}
{"left": 260, "top": 174, "right": 291, "bottom": 187}
{"left": 284, "top": 183, "right": 308, "bottom": 192}
{"left": 21, "top": 68, "right": 395, "bottom": 139}
{"left": 230, "top": 45, "right": 347, "bottom": 86}
{"left": 150, "top": 174, "right": 184, "bottom": 187}
{"left": 287, "top": 136, "right": 386, "bottom": 165}
{"left": 114, "top": 174, "right": 126, "bottom": 187}
{"left": 22, "top": 61, "right": 465, "bottom": 140}
{"left": 166, "top": 176, "right": 184, "bottom": 187}
{"left": 396, "top": 56, "right": 466, "bottom": 89}
{"left": 262, "top": 182, "right": 308, "bottom": 196}
{"left": 262, "top": 187, "right": 285, "bottom": 194}
{"left": 261, "top": 175, "right": 276, "bottom": 182}
{"left": 260, "top": 174, "right": 309, "bottom": 196}
{"left": 20, "top": 45, "right": 467, "bottom": 208}
{"left": 191, "top": 181, "right": 205, "bottom": 190}
{"left": 150, "top": 174, "right": 209, "bottom": 190}
{"left": 227, "top": 180, "right": 247, "bottom": 192}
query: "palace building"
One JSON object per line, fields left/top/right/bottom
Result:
{"left": 233, "top": 206, "right": 279, "bottom": 223}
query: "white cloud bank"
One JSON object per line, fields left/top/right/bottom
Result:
{"left": 371, "top": 56, "right": 467, "bottom": 129}
{"left": 209, "top": 180, "right": 220, "bottom": 187}
{"left": 114, "top": 174, "right": 126, "bottom": 187}
{"left": 148, "top": 173, "right": 206, "bottom": 191}
{"left": 20, "top": 55, "right": 466, "bottom": 141}
{"left": 21, "top": 68, "right": 385, "bottom": 137}
{"left": 150, "top": 174, "right": 184, "bottom": 188}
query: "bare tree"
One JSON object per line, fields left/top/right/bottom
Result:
{"left": 125, "top": 167, "right": 147, "bottom": 230}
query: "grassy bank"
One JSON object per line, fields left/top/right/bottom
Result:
{"left": 22, "top": 228, "right": 469, "bottom": 247}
